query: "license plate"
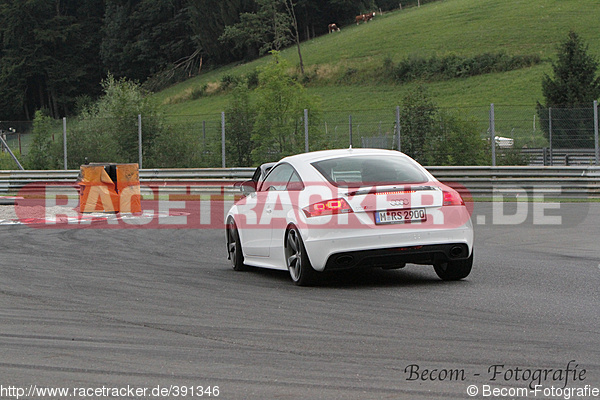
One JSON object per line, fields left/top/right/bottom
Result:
{"left": 375, "top": 208, "right": 426, "bottom": 224}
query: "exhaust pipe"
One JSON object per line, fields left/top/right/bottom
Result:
{"left": 449, "top": 246, "right": 464, "bottom": 258}
{"left": 336, "top": 255, "right": 354, "bottom": 266}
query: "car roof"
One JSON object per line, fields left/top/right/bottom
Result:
{"left": 280, "top": 148, "right": 410, "bottom": 164}
{"left": 260, "top": 162, "right": 277, "bottom": 172}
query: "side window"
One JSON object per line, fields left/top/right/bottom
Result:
{"left": 260, "top": 164, "right": 293, "bottom": 191}
{"left": 259, "top": 164, "right": 304, "bottom": 191}
{"left": 286, "top": 171, "right": 304, "bottom": 191}
{"left": 251, "top": 166, "right": 262, "bottom": 183}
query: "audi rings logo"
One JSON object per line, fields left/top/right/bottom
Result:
{"left": 389, "top": 199, "right": 409, "bottom": 207}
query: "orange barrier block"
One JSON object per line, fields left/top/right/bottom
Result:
{"left": 116, "top": 164, "right": 141, "bottom": 213}
{"left": 78, "top": 163, "right": 141, "bottom": 213}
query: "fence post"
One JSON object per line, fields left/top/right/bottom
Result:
{"left": 349, "top": 115, "right": 353, "bottom": 147}
{"left": 594, "top": 100, "right": 599, "bottom": 165}
{"left": 63, "top": 117, "right": 68, "bottom": 170}
{"left": 542, "top": 147, "right": 548, "bottom": 166}
{"left": 490, "top": 104, "right": 496, "bottom": 167}
{"left": 221, "top": 111, "right": 226, "bottom": 168}
{"left": 304, "top": 109, "right": 309, "bottom": 153}
{"left": 138, "top": 114, "right": 143, "bottom": 169}
{"left": 0, "top": 134, "right": 24, "bottom": 170}
{"left": 548, "top": 107, "right": 553, "bottom": 166}
{"left": 396, "top": 106, "right": 401, "bottom": 152}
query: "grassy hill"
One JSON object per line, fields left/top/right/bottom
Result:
{"left": 154, "top": 0, "right": 600, "bottom": 117}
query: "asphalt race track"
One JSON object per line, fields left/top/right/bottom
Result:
{"left": 1, "top": 202, "right": 599, "bottom": 399}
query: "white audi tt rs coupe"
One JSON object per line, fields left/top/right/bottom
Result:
{"left": 226, "top": 148, "right": 474, "bottom": 285}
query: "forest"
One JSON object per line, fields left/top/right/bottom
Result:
{"left": 0, "top": 0, "right": 423, "bottom": 121}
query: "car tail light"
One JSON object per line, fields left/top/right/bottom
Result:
{"left": 303, "top": 198, "right": 353, "bottom": 218}
{"left": 443, "top": 190, "right": 465, "bottom": 206}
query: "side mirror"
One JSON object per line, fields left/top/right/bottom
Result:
{"left": 239, "top": 180, "right": 256, "bottom": 195}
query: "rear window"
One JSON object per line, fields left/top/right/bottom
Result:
{"left": 311, "top": 155, "right": 428, "bottom": 187}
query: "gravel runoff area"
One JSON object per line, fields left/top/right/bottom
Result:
{"left": 0, "top": 205, "right": 80, "bottom": 222}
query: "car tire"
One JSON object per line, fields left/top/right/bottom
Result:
{"left": 433, "top": 252, "right": 473, "bottom": 281}
{"left": 226, "top": 220, "right": 247, "bottom": 271}
{"left": 285, "top": 227, "right": 317, "bottom": 286}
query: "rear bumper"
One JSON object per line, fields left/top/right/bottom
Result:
{"left": 302, "top": 221, "right": 473, "bottom": 271}
{"left": 323, "top": 242, "right": 470, "bottom": 271}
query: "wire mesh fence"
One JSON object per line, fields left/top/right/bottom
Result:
{"left": 0, "top": 121, "right": 34, "bottom": 156}
{"left": 161, "top": 114, "right": 225, "bottom": 167}
{"left": 320, "top": 109, "right": 399, "bottom": 149}
{"left": 493, "top": 104, "right": 598, "bottom": 166}
{"left": 1, "top": 104, "right": 598, "bottom": 169}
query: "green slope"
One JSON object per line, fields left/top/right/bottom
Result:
{"left": 154, "top": 0, "right": 600, "bottom": 115}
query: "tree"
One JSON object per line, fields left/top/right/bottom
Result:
{"left": 399, "top": 86, "right": 437, "bottom": 163}
{"left": 428, "top": 111, "right": 487, "bottom": 166}
{"left": 53, "top": 75, "right": 162, "bottom": 168}
{"left": 49, "top": 75, "right": 205, "bottom": 169}
{"left": 25, "top": 110, "right": 60, "bottom": 170}
{"left": 400, "top": 86, "right": 486, "bottom": 165}
{"left": 220, "top": 0, "right": 304, "bottom": 73}
{"left": 284, "top": 0, "right": 305, "bottom": 74}
{"left": 187, "top": 0, "right": 258, "bottom": 64}
{"left": 220, "top": 0, "right": 292, "bottom": 55}
{"left": 536, "top": 31, "right": 600, "bottom": 148}
{"left": 0, "top": 0, "right": 104, "bottom": 120}
{"left": 101, "top": 0, "right": 197, "bottom": 83}
{"left": 252, "top": 52, "right": 319, "bottom": 163}
{"left": 226, "top": 83, "right": 256, "bottom": 166}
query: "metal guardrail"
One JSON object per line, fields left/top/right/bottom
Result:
{"left": 522, "top": 148, "right": 597, "bottom": 166}
{"left": 1, "top": 166, "right": 599, "bottom": 198}
{"left": 427, "top": 166, "right": 600, "bottom": 198}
